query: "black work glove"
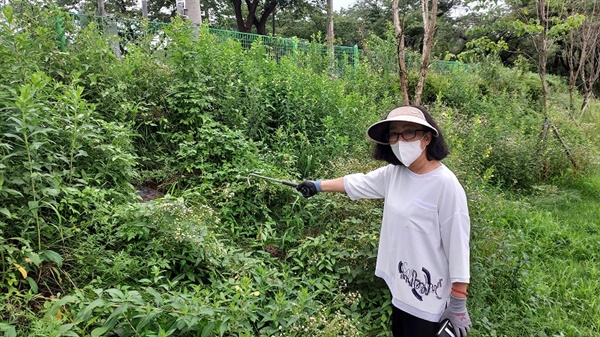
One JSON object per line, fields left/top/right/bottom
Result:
{"left": 296, "top": 180, "right": 321, "bottom": 198}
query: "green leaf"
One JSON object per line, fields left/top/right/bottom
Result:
{"left": 27, "top": 252, "right": 42, "bottom": 266}
{"left": 41, "top": 250, "right": 63, "bottom": 267}
{"left": 146, "top": 287, "right": 163, "bottom": 305}
{"left": 201, "top": 322, "right": 215, "bottom": 337}
{"left": 106, "top": 304, "right": 128, "bottom": 322}
{"left": 8, "top": 177, "right": 25, "bottom": 185}
{"left": 1, "top": 189, "right": 23, "bottom": 197}
{"left": 41, "top": 188, "right": 60, "bottom": 196}
{"left": 91, "top": 326, "right": 110, "bottom": 337}
{"left": 44, "top": 295, "right": 78, "bottom": 319}
{"left": 76, "top": 149, "right": 89, "bottom": 157}
{"left": 30, "top": 128, "right": 56, "bottom": 138}
{"left": 134, "top": 311, "right": 159, "bottom": 331}
{"left": 2, "top": 133, "right": 24, "bottom": 142}
{"left": 2, "top": 326, "right": 17, "bottom": 337}
{"left": 56, "top": 323, "right": 76, "bottom": 333}
{"left": 106, "top": 288, "right": 125, "bottom": 299}
{"left": 219, "top": 321, "right": 228, "bottom": 336}
{"left": 0, "top": 208, "right": 11, "bottom": 217}
{"left": 28, "top": 200, "right": 39, "bottom": 210}
{"left": 29, "top": 141, "right": 45, "bottom": 150}
{"left": 75, "top": 298, "right": 106, "bottom": 323}
{"left": 24, "top": 276, "right": 38, "bottom": 293}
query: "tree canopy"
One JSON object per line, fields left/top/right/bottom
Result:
{"left": 50, "top": 0, "right": 600, "bottom": 94}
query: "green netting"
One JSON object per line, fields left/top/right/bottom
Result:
{"left": 430, "top": 60, "right": 476, "bottom": 73}
{"left": 210, "top": 28, "right": 358, "bottom": 66}
{"left": 67, "top": 13, "right": 359, "bottom": 67}
{"left": 63, "top": 13, "right": 469, "bottom": 72}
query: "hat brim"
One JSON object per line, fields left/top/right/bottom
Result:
{"left": 366, "top": 115, "right": 439, "bottom": 145}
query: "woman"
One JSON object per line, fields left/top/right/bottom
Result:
{"left": 296, "top": 106, "right": 472, "bottom": 337}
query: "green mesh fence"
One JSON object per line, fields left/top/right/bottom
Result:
{"left": 430, "top": 60, "right": 476, "bottom": 73}
{"left": 63, "top": 13, "right": 469, "bottom": 73}
{"left": 67, "top": 13, "right": 359, "bottom": 67}
{"left": 210, "top": 28, "right": 359, "bottom": 66}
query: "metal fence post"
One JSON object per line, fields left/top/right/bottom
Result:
{"left": 353, "top": 44, "right": 358, "bottom": 67}
{"left": 293, "top": 37, "right": 298, "bottom": 56}
{"left": 55, "top": 16, "right": 67, "bottom": 51}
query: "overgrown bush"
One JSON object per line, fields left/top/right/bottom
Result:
{"left": 0, "top": 70, "right": 137, "bottom": 295}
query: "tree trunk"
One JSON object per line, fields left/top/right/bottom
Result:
{"left": 535, "top": 1, "right": 553, "bottom": 158}
{"left": 392, "top": 0, "right": 410, "bottom": 105}
{"left": 232, "top": 0, "right": 257, "bottom": 33}
{"left": 97, "top": 0, "right": 106, "bottom": 16}
{"left": 414, "top": 0, "right": 438, "bottom": 106}
{"left": 536, "top": 0, "right": 549, "bottom": 120}
{"left": 578, "top": 20, "right": 600, "bottom": 118}
{"left": 232, "top": 0, "right": 278, "bottom": 35}
{"left": 551, "top": 121, "right": 579, "bottom": 169}
{"left": 536, "top": 0, "right": 578, "bottom": 169}
{"left": 566, "top": 26, "right": 580, "bottom": 118}
{"left": 579, "top": 92, "right": 593, "bottom": 118}
{"left": 572, "top": 1, "right": 600, "bottom": 119}
{"left": 540, "top": 118, "right": 550, "bottom": 142}
{"left": 185, "top": 0, "right": 202, "bottom": 24}
{"left": 326, "top": 0, "right": 334, "bottom": 46}
{"left": 142, "top": 0, "right": 148, "bottom": 18}
{"left": 255, "top": 1, "right": 278, "bottom": 35}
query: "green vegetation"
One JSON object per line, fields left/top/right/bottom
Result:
{"left": 1, "top": 3, "right": 599, "bottom": 336}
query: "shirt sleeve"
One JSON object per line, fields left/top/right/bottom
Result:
{"left": 343, "top": 165, "right": 390, "bottom": 200}
{"left": 439, "top": 181, "right": 471, "bottom": 283}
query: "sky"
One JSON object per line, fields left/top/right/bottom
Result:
{"left": 333, "top": 0, "right": 357, "bottom": 11}
{"left": 134, "top": 0, "right": 359, "bottom": 15}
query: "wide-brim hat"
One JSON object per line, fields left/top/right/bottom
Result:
{"left": 366, "top": 106, "right": 439, "bottom": 144}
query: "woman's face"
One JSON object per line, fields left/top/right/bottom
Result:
{"left": 388, "top": 121, "right": 430, "bottom": 144}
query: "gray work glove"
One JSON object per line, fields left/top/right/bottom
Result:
{"left": 296, "top": 180, "right": 320, "bottom": 198}
{"left": 440, "top": 295, "right": 472, "bottom": 337}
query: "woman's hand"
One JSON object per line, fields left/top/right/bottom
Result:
{"left": 440, "top": 295, "right": 472, "bottom": 337}
{"left": 296, "top": 180, "right": 320, "bottom": 198}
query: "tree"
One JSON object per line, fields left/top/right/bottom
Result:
{"left": 463, "top": 0, "right": 582, "bottom": 168}
{"left": 568, "top": 1, "right": 600, "bottom": 117}
{"left": 326, "top": 0, "right": 333, "bottom": 45}
{"left": 577, "top": 20, "right": 600, "bottom": 117}
{"left": 392, "top": 0, "right": 439, "bottom": 105}
{"left": 231, "top": 0, "right": 315, "bottom": 35}
{"left": 563, "top": 0, "right": 595, "bottom": 117}
{"left": 56, "top": 0, "right": 139, "bottom": 17}
{"left": 414, "top": 0, "right": 439, "bottom": 105}
{"left": 502, "top": 0, "right": 581, "bottom": 168}
{"left": 144, "top": 0, "right": 180, "bottom": 21}
{"left": 270, "top": 1, "right": 323, "bottom": 39}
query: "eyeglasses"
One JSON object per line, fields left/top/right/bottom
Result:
{"left": 386, "top": 129, "right": 426, "bottom": 143}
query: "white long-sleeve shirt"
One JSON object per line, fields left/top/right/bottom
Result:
{"left": 343, "top": 163, "right": 470, "bottom": 322}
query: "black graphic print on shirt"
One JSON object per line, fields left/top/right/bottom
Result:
{"left": 398, "top": 260, "right": 443, "bottom": 301}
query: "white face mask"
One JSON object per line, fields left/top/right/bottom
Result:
{"left": 390, "top": 137, "right": 425, "bottom": 167}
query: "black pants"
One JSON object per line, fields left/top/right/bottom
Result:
{"left": 391, "top": 305, "right": 440, "bottom": 337}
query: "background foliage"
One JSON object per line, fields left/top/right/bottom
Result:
{"left": 1, "top": 1, "right": 599, "bottom": 336}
